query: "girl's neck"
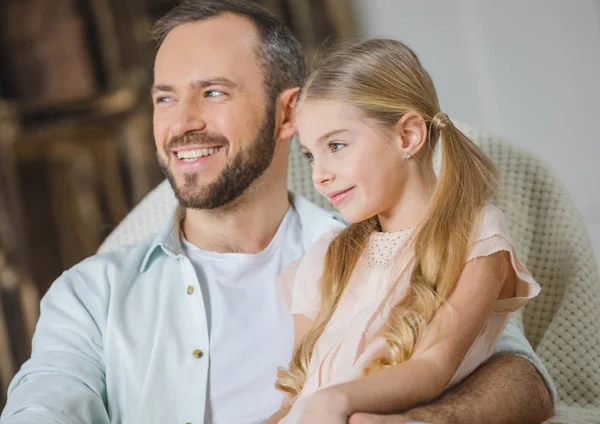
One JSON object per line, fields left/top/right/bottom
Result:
{"left": 378, "top": 163, "right": 437, "bottom": 232}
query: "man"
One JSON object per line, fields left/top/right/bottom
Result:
{"left": 1, "top": 1, "right": 554, "bottom": 423}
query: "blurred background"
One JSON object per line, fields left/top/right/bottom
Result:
{"left": 0, "top": 0, "right": 598, "bottom": 411}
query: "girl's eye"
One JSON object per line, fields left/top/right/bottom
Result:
{"left": 302, "top": 151, "right": 314, "bottom": 163}
{"left": 330, "top": 142, "right": 345, "bottom": 152}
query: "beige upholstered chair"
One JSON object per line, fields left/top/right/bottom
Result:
{"left": 99, "top": 122, "right": 600, "bottom": 424}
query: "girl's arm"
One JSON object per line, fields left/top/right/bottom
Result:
{"left": 265, "top": 313, "right": 315, "bottom": 423}
{"left": 316, "top": 250, "right": 516, "bottom": 416}
{"left": 264, "top": 403, "right": 291, "bottom": 424}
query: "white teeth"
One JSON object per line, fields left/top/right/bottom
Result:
{"left": 176, "top": 147, "right": 221, "bottom": 161}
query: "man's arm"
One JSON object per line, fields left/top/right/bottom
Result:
{"left": 409, "top": 353, "right": 554, "bottom": 424}
{"left": 349, "top": 354, "right": 553, "bottom": 424}
{"left": 349, "top": 317, "right": 555, "bottom": 424}
{"left": 0, "top": 268, "right": 110, "bottom": 424}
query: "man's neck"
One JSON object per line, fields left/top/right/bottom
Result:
{"left": 181, "top": 182, "right": 290, "bottom": 254}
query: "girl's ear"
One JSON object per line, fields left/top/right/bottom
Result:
{"left": 395, "top": 112, "right": 428, "bottom": 157}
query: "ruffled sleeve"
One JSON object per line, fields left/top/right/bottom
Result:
{"left": 467, "top": 204, "right": 541, "bottom": 313}
{"left": 277, "top": 230, "right": 340, "bottom": 319}
{"left": 444, "top": 206, "right": 542, "bottom": 389}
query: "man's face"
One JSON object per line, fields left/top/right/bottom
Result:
{"left": 152, "top": 14, "right": 276, "bottom": 209}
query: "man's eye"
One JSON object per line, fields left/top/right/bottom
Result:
{"left": 155, "top": 96, "right": 171, "bottom": 104}
{"left": 205, "top": 90, "right": 225, "bottom": 98}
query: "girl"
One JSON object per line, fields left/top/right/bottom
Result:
{"left": 270, "top": 39, "right": 540, "bottom": 423}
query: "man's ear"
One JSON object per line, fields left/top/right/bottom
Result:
{"left": 395, "top": 111, "right": 428, "bottom": 157}
{"left": 275, "top": 87, "right": 300, "bottom": 141}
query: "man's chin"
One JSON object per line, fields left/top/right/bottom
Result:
{"left": 173, "top": 189, "right": 214, "bottom": 210}
{"left": 165, "top": 175, "right": 208, "bottom": 204}
{"left": 169, "top": 167, "right": 202, "bottom": 182}
{"left": 169, "top": 171, "right": 213, "bottom": 193}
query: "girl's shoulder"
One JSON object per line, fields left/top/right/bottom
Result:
{"left": 277, "top": 229, "right": 341, "bottom": 318}
{"left": 467, "top": 205, "right": 541, "bottom": 313}
{"left": 303, "top": 229, "right": 341, "bottom": 263}
{"left": 471, "top": 203, "right": 511, "bottom": 244}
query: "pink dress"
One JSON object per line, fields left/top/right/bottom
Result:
{"left": 277, "top": 204, "right": 540, "bottom": 410}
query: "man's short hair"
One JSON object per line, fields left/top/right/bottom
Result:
{"left": 151, "top": 0, "right": 307, "bottom": 100}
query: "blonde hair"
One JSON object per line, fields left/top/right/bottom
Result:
{"left": 276, "top": 39, "right": 498, "bottom": 400}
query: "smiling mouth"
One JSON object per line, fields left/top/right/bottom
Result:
{"left": 327, "top": 187, "right": 355, "bottom": 206}
{"left": 173, "top": 147, "right": 223, "bottom": 162}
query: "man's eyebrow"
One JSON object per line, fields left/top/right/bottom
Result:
{"left": 190, "top": 77, "right": 238, "bottom": 89}
{"left": 151, "top": 84, "right": 173, "bottom": 95}
{"left": 150, "top": 78, "right": 238, "bottom": 96}
{"left": 299, "top": 129, "right": 348, "bottom": 150}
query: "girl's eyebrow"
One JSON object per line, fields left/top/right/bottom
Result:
{"left": 299, "top": 129, "right": 348, "bottom": 150}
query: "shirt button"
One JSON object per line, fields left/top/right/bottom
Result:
{"left": 192, "top": 349, "right": 204, "bottom": 359}
{"left": 187, "top": 285, "right": 194, "bottom": 295}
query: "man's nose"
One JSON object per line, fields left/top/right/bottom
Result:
{"left": 171, "top": 99, "right": 207, "bottom": 137}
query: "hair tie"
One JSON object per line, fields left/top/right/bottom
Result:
{"left": 432, "top": 112, "right": 453, "bottom": 131}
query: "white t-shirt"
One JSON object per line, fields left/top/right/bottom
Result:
{"left": 182, "top": 206, "right": 304, "bottom": 424}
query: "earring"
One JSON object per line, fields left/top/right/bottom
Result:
{"left": 405, "top": 153, "right": 412, "bottom": 159}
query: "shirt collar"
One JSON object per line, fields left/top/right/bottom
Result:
{"left": 139, "top": 206, "right": 185, "bottom": 272}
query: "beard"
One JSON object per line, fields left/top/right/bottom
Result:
{"left": 158, "top": 102, "right": 276, "bottom": 210}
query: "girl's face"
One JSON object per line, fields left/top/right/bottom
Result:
{"left": 296, "top": 100, "right": 410, "bottom": 224}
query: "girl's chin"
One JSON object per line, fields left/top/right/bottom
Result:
{"left": 338, "top": 207, "right": 373, "bottom": 225}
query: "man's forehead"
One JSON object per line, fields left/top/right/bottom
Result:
{"left": 154, "top": 14, "right": 261, "bottom": 80}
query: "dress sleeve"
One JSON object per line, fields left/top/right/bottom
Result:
{"left": 467, "top": 205, "right": 541, "bottom": 313}
{"left": 446, "top": 206, "right": 545, "bottom": 389}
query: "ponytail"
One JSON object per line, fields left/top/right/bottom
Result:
{"left": 366, "top": 112, "right": 498, "bottom": 373}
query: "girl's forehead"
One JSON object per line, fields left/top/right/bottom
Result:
{"left": 296, "top": 100, "right": 363, "bottom": 126}
{"left": 296, "top": 102, "right": 358, "bottom": 143}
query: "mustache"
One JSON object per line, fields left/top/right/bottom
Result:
{"left": 166, "top": 131, "right": 230, "bottom": 152}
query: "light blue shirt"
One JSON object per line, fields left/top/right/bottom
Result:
{"left": 0, "top": 194, "right": 555, "bottom": 423}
